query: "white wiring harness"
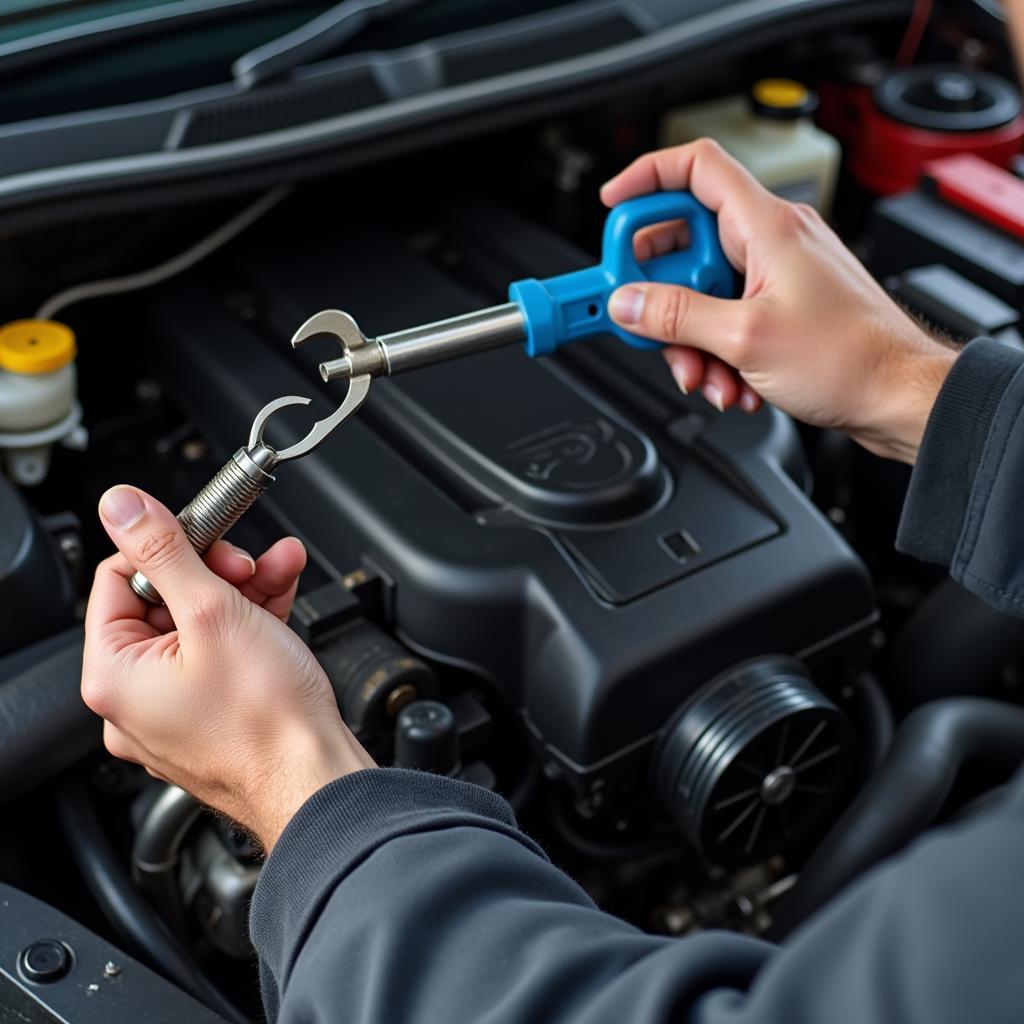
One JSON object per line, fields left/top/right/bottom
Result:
{"left": 35, "top": 185, "right": 291, "bottom": 320}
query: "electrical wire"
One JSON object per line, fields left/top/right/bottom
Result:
{"left": 895, "top": 0, "right": 934, "bottom": 66}
{"left": 35, "top": 185, "right": 291, "bottom": 321}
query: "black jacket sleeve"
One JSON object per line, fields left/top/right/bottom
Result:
{"left": 251, "top": 768, "right": 1024, "bottom": 1023}
{"left": 248, "top": 337, "right": 1024, "bottom": 1022}
{"left": 898, "top": 337, "right": 1024, "bottom": 616}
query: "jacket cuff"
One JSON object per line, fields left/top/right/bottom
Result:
{"left": 897, "top": 338, "right": 1024, "bottom": 568}
{"left": 249, "top": 768, "right": 544, "bottom": 989}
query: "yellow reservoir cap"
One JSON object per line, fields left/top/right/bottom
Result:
{"left": 752, "top": 78, "right": 810, "bottom": 110}
{"left": 0, "top": 319, "right": 76, "bottom": 375}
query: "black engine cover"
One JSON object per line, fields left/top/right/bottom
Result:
{"left": 146, "top": 197, "right": 876, "bottom": 796}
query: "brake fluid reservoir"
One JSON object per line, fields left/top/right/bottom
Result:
{"left": 0, "top": 319, "right": 83, "bottom": 485}
{"left": 660, "top": 79, "right": 840, "bottom": 216}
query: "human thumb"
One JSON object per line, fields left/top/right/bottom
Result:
{"left": 608, "top": 283, "right": 747, "bottom": 363}
{"left": 98, "top": 486, "right": 215, "bottom": 617}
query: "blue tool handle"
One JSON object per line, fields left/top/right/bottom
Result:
{"left": 508, "top": 191, "right": 735, "bottom": 355}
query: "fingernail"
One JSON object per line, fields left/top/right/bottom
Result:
{"left": 231, "top": 545, "right": 256, "bottom": 576}
{"left": 669, "top": 361, "right": 689, "bottom": 395}
{"left": 99, "top": 486, "right": 145, "bottom": 530}
{"left": 740, "top": 391, "right": 758, "bottom": 413}
{"left": 609, "top": 287, "right": 645, "bottom": 325}
{"left": 704, "top": 384, "right": 725, "bottom": 413}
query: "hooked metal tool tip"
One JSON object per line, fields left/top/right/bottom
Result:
{"left": 128, "top": 311, "right": 374, "bottom": 605}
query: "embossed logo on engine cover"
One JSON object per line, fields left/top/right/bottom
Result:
{"left": 505, "top": 418, "right": 634, "bottom": 489}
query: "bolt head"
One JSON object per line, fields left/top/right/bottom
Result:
{"left": 760, "top": 765, "right": 797, "bottom": 806}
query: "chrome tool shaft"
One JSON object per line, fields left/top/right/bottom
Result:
{"left": 318, "top": 303, "right": 525, "bottom": 382}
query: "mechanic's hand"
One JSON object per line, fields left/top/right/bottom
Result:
{"left": 82, "top": 485, "right": 375, "bottom": 852}
{"left": 602, "top": 139, "right": 957, "bottom": 463}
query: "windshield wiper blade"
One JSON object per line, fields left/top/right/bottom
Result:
{"left": 232, "top": 0, "right": 427, "bottom": 89}
{"left": 0, "top": 0, "right": 295, "bottom": 79}
{"left": 0, "top": 0, "right": 100, "bottom": 32}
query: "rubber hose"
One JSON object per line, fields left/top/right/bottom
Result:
{"left": 771, "top": 697, "right": 1024, "bottom": 938}
{"left": 132, "top": 785, "right": 203, "bottom": 941}
{"left": 886, "top": 579, "right": 1024, "bottom": 712}
{"left": 849, "top": 671, "right": 894, "bottom": 771}
{"left": 0, "top": 629, "right": 101, "bottom": 804}
{"left": 55, "top": 777, "right": 249, "bottom": 1024}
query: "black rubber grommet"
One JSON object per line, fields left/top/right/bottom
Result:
{"left": 19, "top": 940, "right": 72, "bottom": 983}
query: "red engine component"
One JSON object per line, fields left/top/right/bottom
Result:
{"left": 922, "top": 154, "right": 1024, "bottom": 240}
{"left": 850, "top": 66, "right": 1024, "bottom": 195}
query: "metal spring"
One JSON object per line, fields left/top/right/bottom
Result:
{"left": 178, "top": 454, "right": 269, "bottom": 555}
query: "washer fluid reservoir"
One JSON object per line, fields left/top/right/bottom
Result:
{"left": 0, "top": 319, "right": 84, "bottom": 485}
{"left": 661, "top": 79, "right": 840, "bottom": 216}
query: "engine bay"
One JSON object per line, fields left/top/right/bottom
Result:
{"left": 2, "top": 2, "right": 1024, "bottom": 1020}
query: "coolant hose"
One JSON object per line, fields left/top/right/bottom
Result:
{"left": 0, "top": 628, "right": 100, "bottom": 803}
{"left": 55, "top": 776, "right": 249, "bottom": 1024}
{"left": 886, "top": 579, "right": 1024, "bottom": 711}
{"left": 849, "top": 671, "right": 893, "bottom": 771}
{"left": 771, "top": 698, "right": 1024, "bottom": 938}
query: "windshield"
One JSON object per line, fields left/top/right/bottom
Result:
{"left": 0, "top": 0, "right": 201, "bottom": 41}
{"left": 0, "top": 0, "right": 580, "bottom": 44}
{"left": 0, "top": 0, "right": 587, "bottom": 124}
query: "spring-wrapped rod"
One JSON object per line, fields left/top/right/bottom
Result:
{"left": 129, "top": 447, "right": 276, "bottom": 605}
{"left": 178, "top": 454, "right": 268, "bottom": 552}
{"left": 124, "top": 313, "right": 377, "bottom": 607}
